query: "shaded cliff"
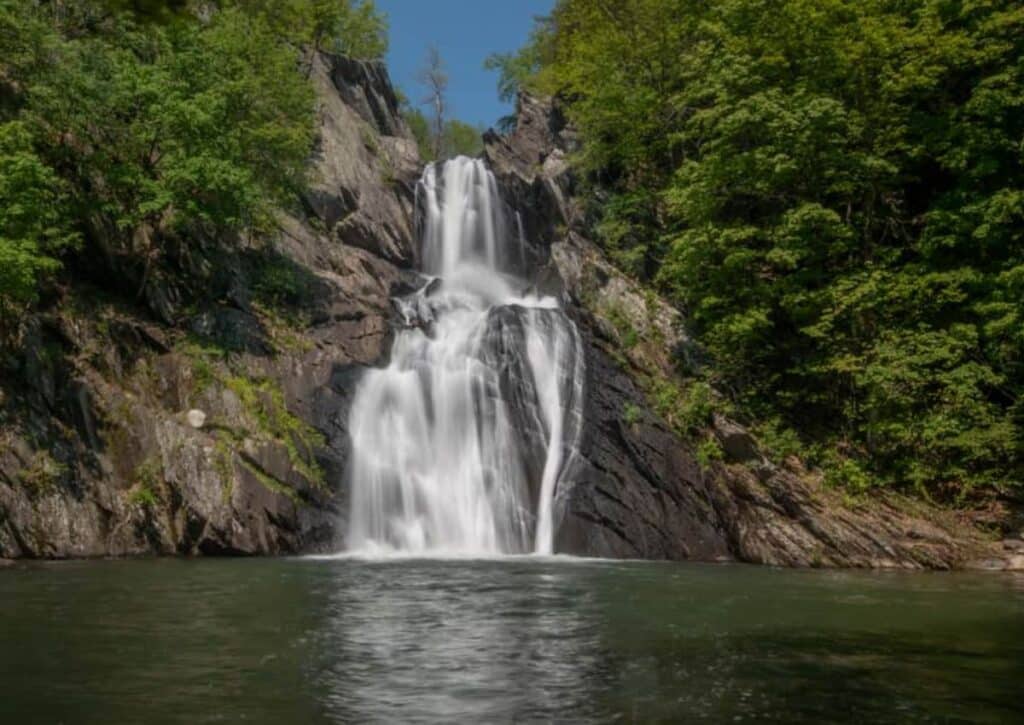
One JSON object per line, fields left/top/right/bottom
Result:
{"left": 0, "top": 52, "right": 418, "bottom": 557}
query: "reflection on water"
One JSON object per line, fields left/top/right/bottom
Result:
{"left": 316, "top": 561, "right": 604, "bottom": 721}
{"left": 1, "top": 558, "right": 1022, "bottom": 723}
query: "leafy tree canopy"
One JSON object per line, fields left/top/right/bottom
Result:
{"left": 502, "top": 0, "right": 1024, "bottom": 499}
{"left": 403, "top": 106, "right": 483, "bottom": 162}
{"left": 0, "top": 0, "right": 390, "bottom": 333}
{"left": 0, "top": 120, "right": 78, "bottom": 327}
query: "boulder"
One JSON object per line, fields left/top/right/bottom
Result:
{"left": 712, "top": 414, "right": 763, "bottom": 464}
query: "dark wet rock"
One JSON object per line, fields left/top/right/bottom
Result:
{"left": 712, "top": 414, "right": 764, "bottom": 464}
{"left": 327, "top": 55, "right": 409, "bottom": 138}
{"left": 482, "top": 93, "right": 579, "bottom": 272}
{"left": 555, "top": 332, "right": 731, "bottom": 561}
{"left": 189, "top": 308, "right": 271, "bottom": 355}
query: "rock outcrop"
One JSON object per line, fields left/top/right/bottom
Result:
{"left": 0, "top": 52, "right": 419, "bottom": 558}
{"left": 485, "top": 92, "right": 1014, "bottom": 569}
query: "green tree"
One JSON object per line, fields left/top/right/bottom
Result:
{"left": 29, "top": 6, "right": 315, "bottom": 233}
{"left": 0, "top": 0, "right": 335, "bottom": 327}
{"left": 403, "top": 105, "right": 435, "bottom": 162}
{"left": 442, "top": 119, "right": 483, "bottom": 158}
{"left": 229, "top": 0, "right": 387, "bottom": 57}
{"left": 505, "top": 0, "right": 1024, "bottom": 499}
{"left": 333, "top": 0, "right": 387, "bottom": 58}
{"left": 0, "top": 121, "right": 78, "bottom": 329}
{"left": 484, "top": 13, "right": 556, "bottom": 131}
{"left": 402, "top": 108, "right": 482, "bottom": 162}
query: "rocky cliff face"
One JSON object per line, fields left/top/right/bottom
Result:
{"left": 484, "top": 93, "right": 1022, "bottom": 570}
{"left": 0, "top": 52, "right": 419, "bottom": 558}
{"left": 1, "top": 55, "right": 1018, "bottom": 569}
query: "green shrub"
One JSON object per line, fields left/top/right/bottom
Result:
{"left": 224, "top": 375, "right": 325, "bottom": 487}
{"left": 0, "top": 122, "right": 78, "bottom": 332}
{"left": 822, "top": 454, "right": 876, "bottom": 496}
{"left": 696, "top": 437, "right": 724, "bottom": 470}
{"left": 253, "top": 262, "right": 302, "bottom": 307}
{"left": 605, "top": 302, "right": 639, "bottom": 349}
{"left": 18, "top": 450, "right": 66, "bottom": 495}
{"left": 623, "top": 402, "right": 642, "bottom": 426}
{"left": 130, "top": 456, "right": 164, "bottom": 507}
{"left": 755, "top": 418, "right": 805, "bottom": 465}
{"left": 678, "top": 382, "right": 716, "bottom": 432}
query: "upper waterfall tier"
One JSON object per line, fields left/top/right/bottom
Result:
{"left": 420, "top": 159, "right": 522, "bottom": 279}
{"left": 345, "top": 157, "right": 584, "bottom": 556}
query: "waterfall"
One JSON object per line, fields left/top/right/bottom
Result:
{"left": 346, "top": 157, "right": 584, "bottom": 556}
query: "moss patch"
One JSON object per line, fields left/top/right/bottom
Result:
{"left": 696, "top": 436, "right": 725, "bottom": 470}
{"left": 212, "top": 437, "right": 236, "bottom": 504}
{"left": 222, "top": 375, "right": 325, "bottom": 488}
{"left": 128, "top": 455, "right": 164, "bottom": 508}
{"left": 239, "top": 458, "right": 300, "bottom": 503}
{"left": 251, "top": 302, "right": 313, "bottom": 355}
{"left": 17, "top": 450, "right": 66, "bottom": 496}
{"left": 176, "top": 327, "right": 325, "bottom": 495}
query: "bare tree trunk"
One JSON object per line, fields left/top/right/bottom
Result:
{"left": 418, "top": 44, "right": 449, "bottom": 159}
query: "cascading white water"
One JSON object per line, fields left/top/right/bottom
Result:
{"left": 346, "top": 156, "right": 584, "bottom": 556}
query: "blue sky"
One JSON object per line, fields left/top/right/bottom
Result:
{"left": 376, "top": 0, "right": 553, "bottom": 129}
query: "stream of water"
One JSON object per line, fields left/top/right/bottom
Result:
{"left": 346, "top": 157, "right": 584, "bottom": 555}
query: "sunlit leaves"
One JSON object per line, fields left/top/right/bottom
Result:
{"left": 521, "top": 0, "right": 1024, "bottom": 497}
{"left": 0, "top": 121, "right": 78, "bottom": 323}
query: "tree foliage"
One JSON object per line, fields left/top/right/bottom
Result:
{"left": 333, "top": 0, "right": 387, "bottom": 59}
{"left": 29, "top": 6, "right": 316, "bottom": 235}
{"left": 442, "top": 119, "right": 484, "bottom": 158}
{"left": 403, "top": 107, "right": 483, "bottom": 162}
{"left": 235, "top": 0, "right": 388, "bottom": 58}
{"left": 403, "top": 106, "right": 435, "bottom": 161}
{"left": 0, "top": 121, "right": 78, "bottom": 327}
{"left": 484, "top": 14, "right": 556, "bottom": 103}
{"left": 0, "top": 0, "right": 389, "bottom": 334}
{"left": 507, "top": 0, "right": 1024, "bottom": 498}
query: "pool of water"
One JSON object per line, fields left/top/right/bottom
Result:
{"left": 1, "top": 557, "right": 1022, "bottom": 723}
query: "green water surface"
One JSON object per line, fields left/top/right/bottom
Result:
{"left": 1, "top": 557, "right": 1022, "bottom": 723}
